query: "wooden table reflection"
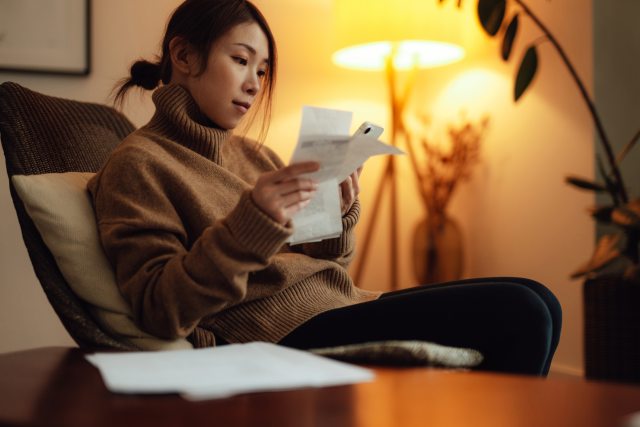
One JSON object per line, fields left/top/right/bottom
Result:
{"left": 1, "top": 347, "right": 639, "bottom": 427}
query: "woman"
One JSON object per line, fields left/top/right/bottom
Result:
{"left": 90, "top": 0, "right": 561, "bottom": 376}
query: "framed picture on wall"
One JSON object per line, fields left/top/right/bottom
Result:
{"left": 0, "top": 0, "right": 91, "bottom": 75}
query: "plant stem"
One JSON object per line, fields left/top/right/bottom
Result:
{"left": 617, "top": 129, "right": 640, "bottom": 165}
{"left": 514, "top": 0, "right": 629, "bottom": 203}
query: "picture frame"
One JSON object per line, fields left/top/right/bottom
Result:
{"left": 0, "top": 0, "right": 91, "bottom": 76}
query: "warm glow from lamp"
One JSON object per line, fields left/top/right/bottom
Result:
{"left": 331, "top": 0, "right": 467, "bottom": 289}
{"left": 333, "top": 40, "right": 465, "bottom": 71}
{"left": 332, "top": 0, "right": 466, "bottom": 71}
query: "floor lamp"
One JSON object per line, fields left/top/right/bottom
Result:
{"left": 332, "top": 0, "right": 465, "bottom": 290}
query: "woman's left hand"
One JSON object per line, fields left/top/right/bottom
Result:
{"left": 340, "top": 166, "right": 362, "bottom": 215}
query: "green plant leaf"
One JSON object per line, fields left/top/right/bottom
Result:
{"left": 565, "top": 175, "right": 608, "bottom": 192}
{"left": 588, "top": 205, "right": 614, "bottom": 223}
{"left": 514, "top": 46, "right": 538, "bottom": 101}
{"left": 501, "top": 14, "right": 519, "bottom": 61}
{"left": 612, "top": 199, "right": 640, "bottom": 230}
{"left": 477, "top": 0, "right": 506, "bottom": 36}
{"left": 570, "top": 234, "right": 621, "bottom": 279}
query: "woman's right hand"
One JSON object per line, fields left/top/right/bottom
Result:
{"left": 251, "top": 162, "right": 320, "bottom": 225}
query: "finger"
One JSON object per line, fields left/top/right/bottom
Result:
{"left": 277, "top": 178, "right": 318, "bottom": 196}
{"left": 273, "top": 162, "right": 320, "bottom": 182}
{"left": 281, "top": 189, "right": 316, "bottom": 209}
{"left": 340, "top": 175, "right": 350, "bottom": 193}
{"left": 283, "top": 199, "right": 312, "bottom": 219}
{"left": 356, "top": 165, "right": 363, "bottom": 177}
{"left": 350, "top": 171, "right": 360, "bottom": 197}
{"left": 341, "top": 176, "right": 354, "bottom": 205}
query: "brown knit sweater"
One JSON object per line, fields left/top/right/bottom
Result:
{"left": 88, "top": 84, "right": 380, "bottom": 347}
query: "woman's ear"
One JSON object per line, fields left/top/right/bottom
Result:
{"left": 169, "top": 36, "right": 198, "bottom": 77}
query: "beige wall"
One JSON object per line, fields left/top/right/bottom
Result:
{"left": 594, "top": 0, "right": 640, "bottom": 200}
{"left": 0, "top": 0, "right": 595, "bottom": 376}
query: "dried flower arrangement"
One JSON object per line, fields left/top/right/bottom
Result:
{"left": 407, "top": 113, "right": 489, "bottom": 222}
{"left": 405, "top": 113, "right": 488, "bottom": 283}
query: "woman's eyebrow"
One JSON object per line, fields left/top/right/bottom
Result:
{"left": 233, "top": 43, "right": 269, "bottom": 63}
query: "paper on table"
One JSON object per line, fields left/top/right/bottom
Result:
{"left": 288, "top": 106, "right": 404, "bottom": 245}
{"left": 85, "top": 342, "right": 374, "bottom": 401}
{"left": 621, "top": 412, "right": 640, "bottom": 427}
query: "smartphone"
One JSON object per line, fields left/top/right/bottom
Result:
{"left": 353, "top": 121, "right": 384, "bottom": 139}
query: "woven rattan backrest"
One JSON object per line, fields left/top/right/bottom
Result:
{"left": 0, "top": 82, "right": 136, "bottom": 349}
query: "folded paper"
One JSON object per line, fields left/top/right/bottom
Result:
{"left": 288, "top": 106, "right": 404, "bottom": 244}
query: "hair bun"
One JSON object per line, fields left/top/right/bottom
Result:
{"left": 130, "top": 60, "right": 161, "bottom": 90}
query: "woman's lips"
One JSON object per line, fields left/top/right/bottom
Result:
{"left": 233, "top": 101, "right": 250, "bottom": 114}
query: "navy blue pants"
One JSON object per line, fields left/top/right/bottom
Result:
{"left": 279, "top": 277, "right": 562, "bottom": 376}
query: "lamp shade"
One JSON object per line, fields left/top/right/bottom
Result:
{"left": 332, "top": 0, "right": 465, "bottom": 71}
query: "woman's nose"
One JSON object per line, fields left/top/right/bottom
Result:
{"left": 244, "top": 75, "right": 260, "bottom": 96}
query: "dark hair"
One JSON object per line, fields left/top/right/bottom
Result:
{"left": 114, "top": 0, "right": 277, "bottom": 141}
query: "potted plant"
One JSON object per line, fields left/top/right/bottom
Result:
{"left": 439, "top": 0, "right": 640, "bottom": 382}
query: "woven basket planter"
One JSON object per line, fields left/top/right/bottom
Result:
{"left": 583, "top": 277, "right": 640, "bottom": 383}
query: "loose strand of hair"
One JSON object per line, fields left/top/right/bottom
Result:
{"left": 111, "top": 77, "right": 138, "bottom": 110}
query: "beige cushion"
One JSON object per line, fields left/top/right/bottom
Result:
{"left": 12, "top": 172, "right": 191, "bottom": 351}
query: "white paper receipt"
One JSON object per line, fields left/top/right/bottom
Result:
{"left": 288, "top": 106, "right": 404, "bottom": 245}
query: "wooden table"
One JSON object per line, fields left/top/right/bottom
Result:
{"left": 1, "top": 347, "right": 640, "bottom": 427}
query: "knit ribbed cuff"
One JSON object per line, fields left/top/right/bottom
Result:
{"left": 342, "top": 198, "right": 360, "bottom": 230}
{"left": 224, "top": 191, "right": 292, "bottom": 259}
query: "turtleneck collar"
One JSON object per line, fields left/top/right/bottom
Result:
{"left": 143, "top": 84, "right": 233, "bottom": 162}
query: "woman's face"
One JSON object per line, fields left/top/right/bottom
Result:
{"left": 186, "top": 22, "right": 269, "bottom": 130}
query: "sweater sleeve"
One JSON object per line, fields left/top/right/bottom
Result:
{"left": 90, "top": 157, "right": 291, "bottom": 340}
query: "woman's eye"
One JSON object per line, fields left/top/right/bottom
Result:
{"left": 257, "top": 70, "right": 267, "bottom": 79}
{"left": 232, "top": 56, "right": 248, "bottom": 66}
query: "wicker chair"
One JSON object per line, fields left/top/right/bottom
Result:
{"left": 0, "top": 81, "right": 136, "bottom": 350}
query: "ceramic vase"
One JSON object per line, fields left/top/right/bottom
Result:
{"left": 412, "top": 214, "right": 464, "bottom": 285}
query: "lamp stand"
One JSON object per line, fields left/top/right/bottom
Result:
{"left": 352, "top": 54, "right": 424, "bottom": 290}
